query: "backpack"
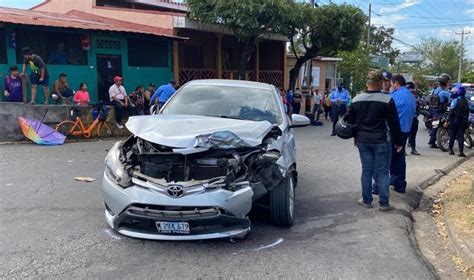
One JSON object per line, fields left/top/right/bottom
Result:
{"left": 454, "top": 97, "right": 469, "bottom": 124}
{"left": 93, "top": 101, "right": 109, "bottom": 121}
{"left": 429, "top": 90, "right": 441, "bottom": 108}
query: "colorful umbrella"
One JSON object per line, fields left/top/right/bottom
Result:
{"left": 18, "top": 116, "right": 65, "bottom": 145}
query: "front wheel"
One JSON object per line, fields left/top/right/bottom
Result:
{"left": 464, "top": 131, "right": 472, "bottom": 149}
{"left": 55, "top": 121, "right": 77, "bottom": 137}
{"left": 436, "top": 127, "right": 450, "bottom": 152}
{"left": 270, "top": 173, "right": 295, "bottom": 227}
{"left": 97, "top": 121, "right": 113, "bottom": 139}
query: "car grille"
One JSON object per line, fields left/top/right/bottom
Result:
{"left": 127, "top": 204, "right": 221, "bottom": 219}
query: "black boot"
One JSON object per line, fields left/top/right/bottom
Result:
{"left": 411, "top": 149, "right": 420, "bottom": 155}
{"left": 459, "top": 152, "right": 466, "bottom": 157}
{"left": 449, "top": 148, "right": 455, "bottom": 155}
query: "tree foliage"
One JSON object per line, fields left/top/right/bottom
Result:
{"left": 462, "top": 70, "right": 474, "bottom": 83}
{"left": 286, "top": 3, "right": 366, "bottom": 90}
{"left": 186, "top": 0, "right": 291, "bottom": 79}
{"left": 337, "top": 45, "right": 370, "bottom": 94}
{"left": 416, "top": 38, "right": 472, "bottom": 80}
{"left": 365, "top": 26, "right": 399, "bottom": 64}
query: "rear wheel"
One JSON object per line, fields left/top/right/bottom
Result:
{"left": 436, "top": 127, "right": 449, "bottom": 152}
{"left": 270, "top": 173, "right": 295, "bottom": 227}
{"left": 55, "top": 121, "right": 77, "bottom": 137}
{"left": 97, "top": 121, "right": 113, "bottom": 139}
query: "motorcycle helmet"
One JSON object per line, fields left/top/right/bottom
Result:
{"left": 438, "top": 73, "right": 452, "bottom": 83}
{"left": 451, "top": 85, "right": 466, "bottom": 97}
{"left": 336, "top": 115, "right": 355, "bottom": 140}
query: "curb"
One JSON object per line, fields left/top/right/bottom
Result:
{"left": 444, "top": 209, "right": 474, "bottom": 267}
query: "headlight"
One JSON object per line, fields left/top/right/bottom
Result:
{"left": 105, "top": 141, "right": 131, "bottom": 188}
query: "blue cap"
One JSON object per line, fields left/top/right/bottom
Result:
{"left": 382, "top": 71, "right": 392, "bottom": 81}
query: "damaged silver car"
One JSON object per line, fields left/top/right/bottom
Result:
{"left": 102, "top": 80, "right": 310, "bottom": 240}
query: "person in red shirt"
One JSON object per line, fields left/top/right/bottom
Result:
{"left": 73, "top": 82, "right": 90, "bottom": 106}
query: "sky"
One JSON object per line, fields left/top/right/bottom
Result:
{"left": 1, "top": 0, "right": 473, "bottom": 58}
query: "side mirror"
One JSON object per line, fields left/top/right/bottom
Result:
{"left": 289, "top": 114, "right": 310, "bottom": 128}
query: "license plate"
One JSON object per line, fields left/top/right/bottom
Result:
{"left": 432, "top": 120, "right": 439, "bottom": 126}
{"left": 156, "top": 221, "right": 190, "bottom": 234}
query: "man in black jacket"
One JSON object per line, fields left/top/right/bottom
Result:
{"left": 347, "top": 71, "right": 403, "bottom": 211}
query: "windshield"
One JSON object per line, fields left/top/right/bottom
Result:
{"left": 161, "top": 84, "right": 283, "bottom": 124}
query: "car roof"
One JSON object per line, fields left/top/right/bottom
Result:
{"left": 184, "top": 79, "right": 276, "bottom": 91}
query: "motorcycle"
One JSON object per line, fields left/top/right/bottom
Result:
{"left": 420, "top": 106, "right": 432, "bottom": 129}
{"left": 435, "top": 112, "right": 473, "bottom": 152}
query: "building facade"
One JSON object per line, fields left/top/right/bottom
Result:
{"left": 0, "top": 7, "right": 179, "bottom": 103}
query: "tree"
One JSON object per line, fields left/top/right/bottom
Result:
{"left": 286, "top": 3, "right": 366, "bottom": 90}
{"left": 462, "top": 70, "right": 474, "bottom": 83}
{"left": 337, "top": 45, "right": 370, "bottom": 94}
{"left": 416, "top": 38, "right": 473, "bottom": 80}
{"left": 186, "top": 0, "right": 291, "bottom": 79}
{"left": 366, "top": 26, "right": 400, "bottom": 64}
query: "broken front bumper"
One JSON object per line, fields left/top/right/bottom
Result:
{"left": 102, "top": 174, "right": 253, "bottom": 240}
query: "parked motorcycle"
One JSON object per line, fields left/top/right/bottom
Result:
{"left": 435, "top": 112, "right": 473, "bottom": 152}
{"left": 420, "top": 107, "right": 432, "bottom": 129}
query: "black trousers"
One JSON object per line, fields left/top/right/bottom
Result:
{"left": 111, "top": 100, "right": 130, "bottom": 124}
{"left": 448, "top": 123, "right": 465, "bottom": 153}
{"left": 324, "top": 105, "right": 331, "bottom": 120}
{"left": 408, "top": 117, "right": 419, "bottom": 149}
{"left": 331, "top": 105, "right": 347, "bottom": 133}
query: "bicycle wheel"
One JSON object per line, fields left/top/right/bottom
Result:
{"left": 56, "top": 121, "right": 77, "bottom": 137}
{"left": 97, "top": 121, "right": 113, "bottom": 139}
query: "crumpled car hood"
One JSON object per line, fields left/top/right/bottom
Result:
{"left": 125, "top": 114, "right": 273, "bottom": 149}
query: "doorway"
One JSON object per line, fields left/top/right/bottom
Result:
{"left": 96, "top": 54, "right": 122, "bottom": 103}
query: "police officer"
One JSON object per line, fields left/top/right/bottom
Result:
{"left": 407, "top": 82, "right": 421, "bottom": 155}
{"left": 382, "top": 70, "right": 392, "bottom": 94}
{"left": 428, "top": 74, "right": 452, "bottom": 148}
{"left": 448, "top": 85, "right": 469, "bottom": 157}
{"left": 330, "top": 82, "right": 350, "bottom": 136}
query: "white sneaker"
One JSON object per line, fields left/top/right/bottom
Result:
{"left": 115, "top": 122, "right": 124, "bottom": 129}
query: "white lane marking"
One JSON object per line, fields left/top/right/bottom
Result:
{"left": 234, "top": 238, "right": 284, "bottom": 254}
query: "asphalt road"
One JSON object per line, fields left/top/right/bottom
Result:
{"left": 0, "top": 119, "right": 470, "bottom": 279}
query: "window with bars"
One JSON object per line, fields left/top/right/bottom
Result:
{"left": 128, "top": 38, "right": 168, "bottom": 67}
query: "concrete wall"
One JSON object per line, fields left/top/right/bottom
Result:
{"left": 0, "top": 102, "right": 128, "bottom": 142}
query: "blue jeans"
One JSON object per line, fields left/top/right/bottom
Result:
{"left": 390, "top": 132, "right": 409, "bottom": 192}
{"left": 358, "top": 142, "right": 392, "bottom": 207}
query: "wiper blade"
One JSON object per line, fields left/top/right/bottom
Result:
{"left": 217, "top": 115, "right": 245, "bottom": 120}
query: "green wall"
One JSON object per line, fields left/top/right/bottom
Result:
{"left": 1, "top": 25, "right": 173, "bottom": 104}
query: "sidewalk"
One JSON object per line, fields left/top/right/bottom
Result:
{"left": 414, "top": 158, "right": 474, "bottom": 278}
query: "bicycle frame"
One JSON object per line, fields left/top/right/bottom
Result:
{"left": 68, "top": 117, "right": 103, "bottom": 138}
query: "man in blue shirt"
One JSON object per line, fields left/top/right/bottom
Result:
{"left": 330, "top": 82, "right": 350, "bottom": 136}
{"left": 150, "top": 79, "right": 176, "bottom": 108}
{"left": 389, "top": 75, "right": 416, "bottom": 193}
{"left": 428, "top": 74, "right": 452, "bottom": 148}
{"left": 448, "top": 86, "right": 469, "bottom": 157}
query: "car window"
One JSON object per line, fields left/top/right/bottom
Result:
{"left": 161, "top": 84, "right": 283, "bottom": 124}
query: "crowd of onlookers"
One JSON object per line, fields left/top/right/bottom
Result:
{"left": 3, "top": 47, "right": 177, "bottom": 129}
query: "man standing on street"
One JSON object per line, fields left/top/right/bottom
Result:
{"left": 330, "top": 82, "right": 350, "bottom": 136}
{"left": 407, "top": 82, "right": 421, "bottom": 155}
{"left": 389, "top": 75, "right": 416, "bottom": 193}
{"left": 382, "top": 70, "right": 392, "bottom": 94}
{"left": 312, "top": 89, "right": 322, "bottom": 121}
{"left": 150, "top": 79, "right": 176, "bottom": 108}
{"left": 346, "top": 71, "right": 403, "bottom": 211}
{"left": 448, "top": 85, "right": 469, "bottom": 157}
{"left": 428, "top": 74, "right": 452, "bottom": 148}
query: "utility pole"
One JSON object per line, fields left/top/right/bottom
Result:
{"left": 455, "top": 29, "right": 470, "bottom": 83}
{"left": 367, "top": 2, "right": 371, "bottom": 49}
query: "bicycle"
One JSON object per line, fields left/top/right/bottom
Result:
{"left": 55, "top": 109, "right": 113, "bottom": 139}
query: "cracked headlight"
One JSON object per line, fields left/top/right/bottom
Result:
{"left": 105, "top": 141, "right": 131, "bottom": 188}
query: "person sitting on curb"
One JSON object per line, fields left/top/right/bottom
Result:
{"left": 73, "top": 83, "right": 90, "bottom": 107}
{"left": 53, "top": 74, "right": 74, "bottom": 104}
{"left": 109, "top": 76, "right": 129, "bottom": 129}
{"left": 3, "top": 65, "right": 23, "bottom": 102}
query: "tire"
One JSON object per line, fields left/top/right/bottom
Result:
{"left": 270, "top": 173, "right": 295, "bottom": 227}
{"left": 97, "top": 121, "right": 113, "bottom": 139}
{"left": 464, "top": 131, "right": 472, "bottom": 149}
{"left": 55, "top": 121, "right": 76, "bottom": 137}
{"left": 436, "top": 127, "right": 449, "bottom": 152}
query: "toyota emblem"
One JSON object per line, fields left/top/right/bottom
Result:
{"left": 167, "top": 185, "right": 184, "bottom": 198}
